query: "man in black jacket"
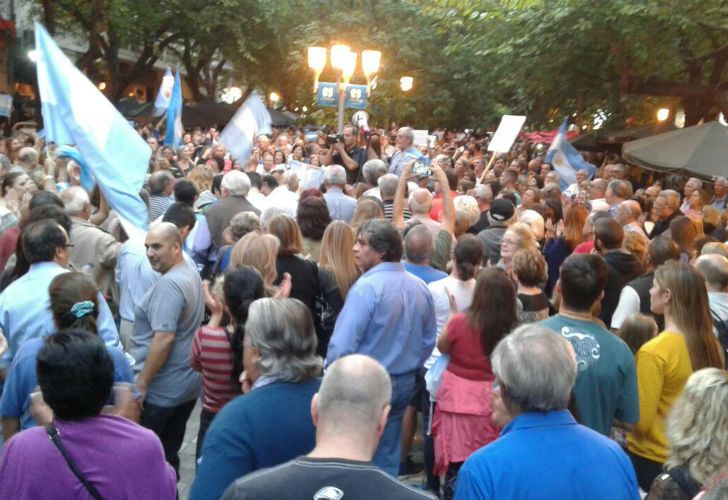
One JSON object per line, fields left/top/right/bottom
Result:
{"left": 649, "top": 189, "right": 683, "bottom": 238}
{"left": 594, "top": 218, "right": 644, "bottom": 327}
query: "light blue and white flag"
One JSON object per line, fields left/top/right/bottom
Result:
{"left": 35, "top": 22, "right": 150, "bottom": 235}
{"left": 164, "top": 69, "right": 183, "bottom": 147}
{"left": 219, "top": 91, "right": 272, "bottom": 161}
{"left": 153, "top": 67, "right": 174, "bottom": 116}
{"left": 545, "top": 119, "right": 597, "bottom": 190}
{"left": 55, "top": 145, "right": 94, "bottom": 192}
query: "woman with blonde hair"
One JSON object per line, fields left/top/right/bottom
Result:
{"left": 266, "top": 215, "right": 320, "bottom": 342}
{"left": 648, "top": 368, "right": 728, "bottom": 499}
{"left": 316, "top": 221, "right": 360, "bottom": 355}
{"left": 627, "top": 261, "right": 725, "bottom": 491}
{"left": 188, "top": 166, "right": 217, "bottom": 210}
{"left": 497, "top": 222, "right": 537, "bottom": 273}
{"left": 230, "top": 231, "right": 280, "bottom": 292}
{"left": 350, "top": 198, "right": 384, "bottom": 235}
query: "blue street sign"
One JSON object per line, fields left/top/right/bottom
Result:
{"left": 315, "top": 82, "right": 368, "bottom": 109}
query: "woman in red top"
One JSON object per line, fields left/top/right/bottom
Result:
{"left": 191, "top": 266, "right": 266, "bottom": 460}
{"left": 433, "top": 267, "right": 518, "bottom": 500}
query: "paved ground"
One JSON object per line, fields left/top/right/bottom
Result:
{"left": 177, "top": 401, "right": 428, "bottom": 499}
{"left": 179, "top": 401, "right": 201, "bottom": 500}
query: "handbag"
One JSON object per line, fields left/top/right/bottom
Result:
{"left": 313, "top": 267, "right": 337, "bottom": 347}
{"left": 46, "top": 424, "right": 104, "bottom": 500}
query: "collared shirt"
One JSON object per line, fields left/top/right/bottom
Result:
{"left": 326, "top": 262, "right": 436, "bottom": 374}
{"left": 266, "top": 185, "right": 299, "bottom": 218}
{"left": 711, "top": 195, "right": 727, "bottom": 211}
{"left": 116, "top": 238, "right": 197, "bottom": 322}
{"left": 455, "top": 410, "right": 640, "bottom": 500}
{"left": 192, "top": 216, "right": 214, "bottom": 264}
{"left": 0, "top": 261, "right": 121, "bottom": 366}
{"left": 388, "top": 146, "right": 423, "bottom": 177}
{"left": 148, "top": 194, "right": 175, "bottom": 222}
{"left": 323, "top": 188, "right": 358, "bottom": 223}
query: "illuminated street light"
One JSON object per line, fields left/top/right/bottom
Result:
{"left": 400, "top": 76, "right": 414, "bottom": 92}
{"left": 307, "top": 46, "right": 326, "bottom": 92}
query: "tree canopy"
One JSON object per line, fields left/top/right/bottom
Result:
{"left": 32, "top": 0, "right": 728, "bottom": 128}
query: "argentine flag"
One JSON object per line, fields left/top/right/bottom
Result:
{"left": 545, "top": 119, "right": 597, "bottom": 190}
{"left": 153, "top": 68, "right": 174, "bottom": 116}
{"left": 35, "top": 23, "right": 150, "bottom": 235}
{"left": 164, "top": 69, "right": 183, "bottom": 147}
{"left": 219, "top": 91, "right": 272, "bottom": 161}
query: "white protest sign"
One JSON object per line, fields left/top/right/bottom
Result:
{"left": 413, "top": 129, "right": 429, "bottom": 147}
{"left": 288, "top": 159, "right": 326, "bottom": 190}
{"left": 488, "top": 115, "right": 526, "bottom": 153}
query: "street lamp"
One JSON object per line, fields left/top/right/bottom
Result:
{"left": 307, "top": 44, "right": 381, "bottom": 132}
{"left": 400, "top": 76, "right": 414, "bottom": 92}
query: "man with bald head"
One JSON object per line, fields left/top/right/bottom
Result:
{"left": 133, "top": 222, "right": 204, "bottom": 477}
{"left": 222, "top": 355, "right": 435, "bottom": 499}
{"left": 404, "top": 223, "right": 447, "bottom": 283}
{"left": 696, "top": 254, "right": 728, "bottom": 356}
{"left": 615, "top": 199, "right": 648, "bottom": 244}
{"left": 408, "top": 188, "right": 442, "bottom": 240}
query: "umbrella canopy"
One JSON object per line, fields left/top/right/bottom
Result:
{"left": 571, "top": 123, "right": 675, "bottom": 152}
{"left": 623, "top": 121, "right": 728, "bottom": 180}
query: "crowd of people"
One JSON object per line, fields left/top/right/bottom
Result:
{"left": 0, "top": 121, "right": 727, "bottom": 499}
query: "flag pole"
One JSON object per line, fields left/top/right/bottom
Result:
{"left": 477, "top": 152, "right": 499, "bottom": 185}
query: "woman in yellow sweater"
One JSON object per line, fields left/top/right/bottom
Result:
{"left": 627, "top": 261, "right": 724, "bottom": 491}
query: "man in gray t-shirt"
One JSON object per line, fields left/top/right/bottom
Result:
{"left": 132, "top": 223, "right": 204, "bottom": 475}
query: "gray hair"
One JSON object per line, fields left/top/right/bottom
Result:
{"left": 666, "top": 368, "right": 728, "bottom": 485}
{"left": 378, "top": 174, "right": 399, "bottom": 199}
{"left": 362, "top": 159, "right": 387, "bottom": 186}
{"left": 283, "top": 171, "right": 299, "bottom": 192}
{"left": 608, "top": 179, "right": 632, "bottom": 199}
{"left": 221, "top": 170, "right": 251, "bottom": 196}
{"left": 409, "top": 188, "right": 433, "bottom": 215}
{"left": 473, "top": 184, "right": 493, "bottom": 203}
{"left": 60, "top": 186, "right": 90, "bottom": 216}
{"left": 659, "top": 189, "right": 681, "bottom": 210}
{"left": 492, "top": 325, "right": 577, "bottom": 413}
{"left": 714, "top": 176, "right": 727, "bottom": 186}
{"left": 404, "top": 223, "right": 433, "bottom": 264}
{"left": 590, "top": 178, "right": 608, "bottom": 196}
{"left": 229, "top": 211, "right": 261, "bottom": 241}
{"left": 398, "top": 127, "right": 414, "bottom": 145}
{"left": 244, "top": 298, "right": 322, "bottom": 382}
{"left": 324, "top": 165, "right": 347, "bottom": 187}
{"left": 149, "top": 170, "right": 174, "bottom": 195}
{"left": 261, "top": 206, "right": 287, "bottom": 230}
{"left": 318, "top": 354, "right": 391, "bottom": 434}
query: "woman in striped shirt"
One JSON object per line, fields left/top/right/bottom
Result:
{"left": 191, "top": 266, "right": 265, "bottom": 460}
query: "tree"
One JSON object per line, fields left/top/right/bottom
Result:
{"left": 423, "top": 0, "right": 728, "bottom": 127}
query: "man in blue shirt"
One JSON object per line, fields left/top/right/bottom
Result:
{"left": 0, "top": 219, "right": 120, "bottom": 368}
{"left": 403, "top": 223, "right": 447, "bottom": 284}
{"left": 455, "top": 325, "right": 639, "bottom": 500}
{"left": 388, "top": 127, "right": 424, "bottom": 177}
{"left": 327, "top": 219, "right": 437, "bottom": 477}
{"left": 323, "top": 165, "right": 358, "bottom": 223}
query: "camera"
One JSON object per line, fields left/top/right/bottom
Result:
{"left": 412, "top": 157, "right": 432, "bottom": 177}
{"left": 326, "top": 133, "right": 344, "bottom": 146}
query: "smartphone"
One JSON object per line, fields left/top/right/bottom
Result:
{"left": 412, "top": 157, "right": 432, "bottom": 177}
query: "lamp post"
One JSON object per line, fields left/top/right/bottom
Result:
{"left": 307, "top": 45, "right": 381, "bottom": 132}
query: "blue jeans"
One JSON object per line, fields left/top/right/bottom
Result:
{"left": 373, "top": 371, "right": 416, "bottom": 476}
